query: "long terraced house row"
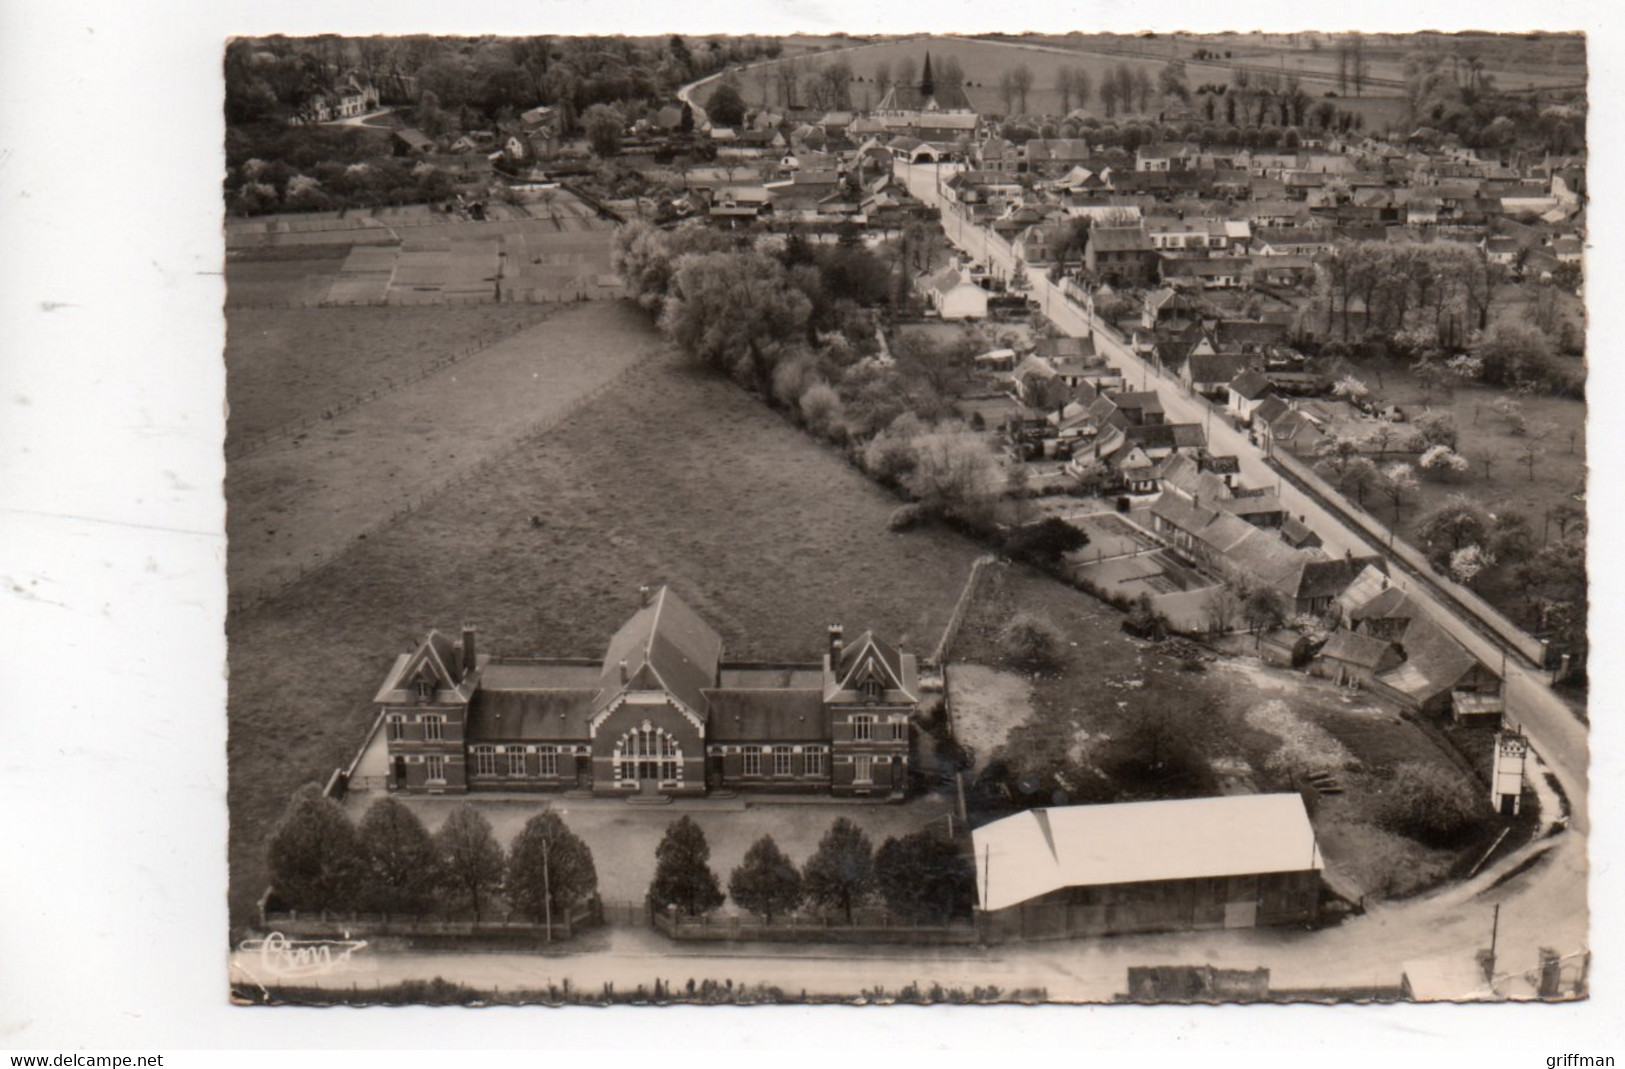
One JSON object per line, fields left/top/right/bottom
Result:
{"left": 373, "top": 585, "right": 917, "bottom": 799}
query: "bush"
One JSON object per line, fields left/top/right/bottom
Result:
{"left": 798, "top": 382, "right": 847, "bottom": 442}
{"left": 888, "top": 503, "right": 927, "bottom": 532}
{"left": 999, "top": 611, "right": 1065, "bottom": 672}
{"left": 1003, "top": 517, "right": 1089, "bottom": 568}
{"left": 1375, "top": 762, "right": 1484, "bottom": 848}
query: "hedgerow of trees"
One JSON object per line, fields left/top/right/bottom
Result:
{"left": 267, "top": 791, "right": 600, "bottom": 923}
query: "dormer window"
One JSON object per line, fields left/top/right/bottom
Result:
{"left": 860, "top": 678, "right": 884, "bottom": 703}
{"left": 414, "top": 678, "right": 434, "bottom": 701}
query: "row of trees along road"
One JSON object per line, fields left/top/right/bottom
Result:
{"left": 650, "top": 816, "right": 977, "bottom": 926}
{"left": 268, "top": 788, "right": 977, "bottom": 929}
{"left": 266, "top": 786, "right": 596, "bottom": 925}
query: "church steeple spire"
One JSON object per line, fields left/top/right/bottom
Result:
{"left": 920, "top": 51, "right": 934, "bottom": 97}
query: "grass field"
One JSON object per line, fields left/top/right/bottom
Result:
{"left": 225, "top": 301, "right": 662, "bottom": 600}
{"left": 226, "top": 321, "right": 987, "bottom": 930}
{"left": 225, "top": 303, "right": 560, "bottom": 446}
{"left": 999, "top": 32, "right": 1585, "bottom": 93}
{"left": 729, "top": 33, "right": 1411, "bottom": 128}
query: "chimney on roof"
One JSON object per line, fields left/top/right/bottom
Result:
{"left": 639, "top": 584, "right": 655, "bottom": 607}
{"left": 460, "top": 624, "right": 477, "bottom": 679}
{"left": 829, "top": 623, "right": 844, "bottom": 665}
{"left": 619, "top": 659, "right": 629, "bottom": 685}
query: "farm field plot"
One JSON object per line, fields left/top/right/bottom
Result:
{"left": 225, "top": 303, "right": 559, "bottom": 446}
{"left": 225, "top": 211, "right": 620, "bottom": 306}
{"left": 226, "top": 329, "right": 987, "bottom": 929}
{"left": 226, "top": 300, "right": 662, "bottom": 600}
{"left": 224, "top": 245, "right": 350, "bottom": 306}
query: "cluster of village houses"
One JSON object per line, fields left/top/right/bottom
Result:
{"left": 327, "top": 57, "right": 1570, "bottom": 941}
{"left": 364, "top": 54, "right": 1546, "bottom": 785}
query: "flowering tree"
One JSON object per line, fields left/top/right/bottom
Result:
{"left": 1332, "top": 374, "right": 1372, "bottom": 404}
{"left": 1418, "top": 444, "right": 1470, "bottom": 481}
{"left": 1448, "top": 544, "right": 1495, "bottom": 585}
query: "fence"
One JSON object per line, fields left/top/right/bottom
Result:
{"left": 226, "top": 352, "right": 649, "bottom": 617}
{"left": 1268, "top": 446, "right": 1546, "bottom": 667}
{"left": 651, "top": 908, "right": 979, "bottom": 946}
{"left": 259, "top": 899, "right": 597, "bottom": 943}
{"left": 226, "top": 288, "right": 623, "bottom": 313}
{"left": 929, "top": 554, "right": 996, "bottom": 667}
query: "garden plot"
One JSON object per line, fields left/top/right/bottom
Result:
{"left": 944, "top": 664, "right": 1034, "bottom": 773}
{"left": 323, "top": 245, "right": 398, "bottom": 304}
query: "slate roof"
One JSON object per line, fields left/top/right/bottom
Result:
{"left": 829, "top": 630, "right": 918, "bottom": 703}
{"left": 1187, "top": 352, "right": 1248, "bottom": 385}
{"left": 704, "top": 689, "right": 828, "bottom": 741}
{"left": 1229, "top": 369, "right": 1275, "bottom": 401}
{"left": 1319, "top": 629, "right": 1400, "bottom": 670}
{"left": 467, "top": 666, "right": 600, "bottom": 742}
{"left": 595, "top": 585, "right": 723, "bottom": 716}
{"left": 1090, "top": 226, "right": 1154, "bottom": 253}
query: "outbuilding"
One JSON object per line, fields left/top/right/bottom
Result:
{"left": 972, "top": 794, "right": 1323, "bottom": 941}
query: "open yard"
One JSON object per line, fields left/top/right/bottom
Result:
{"left": 226, "top": 317, "right": 988, "bottom": 930}
{"left": 945, "top": 564, "right": 1505, "bottom": 902}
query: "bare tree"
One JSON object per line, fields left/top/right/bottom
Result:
{"left": 1011, "top": 63, "right": 1034, "bottom": 114}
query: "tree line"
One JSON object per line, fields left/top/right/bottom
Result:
{"left": 266, "top": 785, "right": 977, "bottom": 928}
{"left": 1315, "top": 242, "right": 1583, "bottom": 398}
{"left": 612, "top": 221, "right": 1014, "bottom": 534}
{"left": 228, "top": 34, "right": 783, "bottom": 130}
{"left": 1401, "top": 45, "right": 1585, "bottom": 154}
{"left": 266, "top": 785, "right": 595, "bottom": 924}
{"left": 651, "top": 815, "right": 976, "bottom": 926}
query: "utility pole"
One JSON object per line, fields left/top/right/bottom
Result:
{"left": 542, "top": 832, "right": 553, "bottom": 943}
{"left": 1487, "top": 902, "right": 1501, "bottom": 982}
{"left": 982, "top": 842, "right": 991, "bottom": 910}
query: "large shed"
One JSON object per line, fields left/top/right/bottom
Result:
{"left": 972, "top": 795, "right": 1323, "bottom": 941}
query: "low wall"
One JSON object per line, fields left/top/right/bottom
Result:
{"left": 260, "top": 901, "right": 596, "bottom": 943}
{"left": 652, "top": 910, "right": 979, "bottom": 945}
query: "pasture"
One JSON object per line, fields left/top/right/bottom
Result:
{"left": 225, "top": 303, "right": 559, "bottom": 446}
{"left": 226, "top": 321, "right": 988, "bottom": 930}
{"left": 225, "top": 301, "right": 661, "bottom": 601}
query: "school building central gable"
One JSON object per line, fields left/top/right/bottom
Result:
{"left": 373, "top": 585, "right": 918, "bottom": 799}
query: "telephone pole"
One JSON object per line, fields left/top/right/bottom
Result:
{"left": 542, "top": 832, "right": 553, "bottom": 943}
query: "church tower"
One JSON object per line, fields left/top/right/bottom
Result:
{"left": 920, "top": 51, "right": 935, "bottom": 98}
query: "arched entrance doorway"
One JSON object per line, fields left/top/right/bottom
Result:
{"left": 612, "top": 722, "right": 683, "bottom": 791}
